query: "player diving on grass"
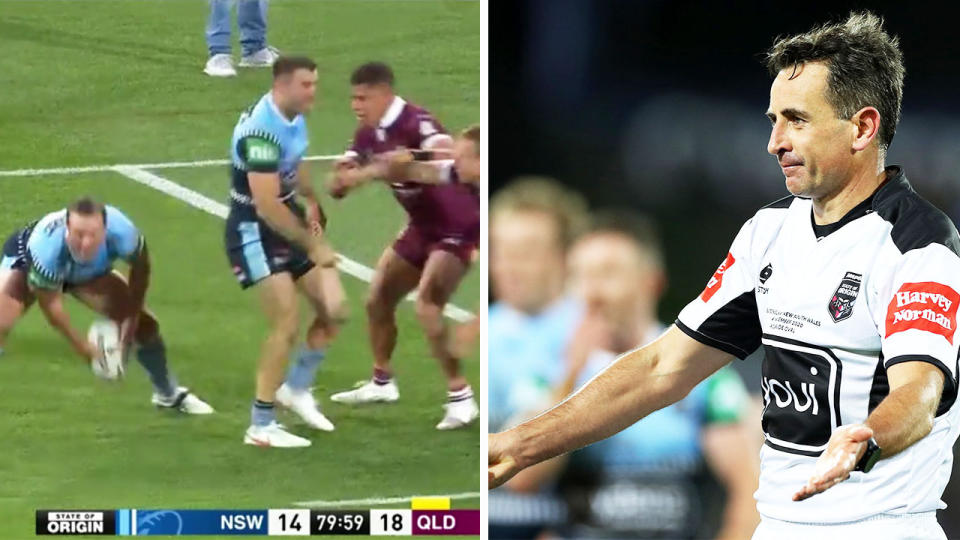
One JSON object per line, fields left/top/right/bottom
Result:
{"left": 0, "top": 197, "right": 214, "bottom": 414}
{"left": 225, "top": 55, "right": 347, "bottom": 448}
{"left": 328, "top": 62, "right": 479, "bottom": 430}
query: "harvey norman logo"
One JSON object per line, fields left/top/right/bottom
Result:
{"left": 886, "top": 282, "right": 960, "bottom": 344}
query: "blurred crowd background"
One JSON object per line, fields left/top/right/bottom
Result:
{"left": 488, "top": 1, "right": 960, "bottom": 538}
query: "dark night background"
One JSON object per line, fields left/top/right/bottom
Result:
{"left": 491, "top": 0, "right": 960, "bottom": 533}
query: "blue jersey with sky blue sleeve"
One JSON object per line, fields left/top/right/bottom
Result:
{"left": 26, "top": 206, "right": 143, "bottom": 290}
{"left": 229, "top": 92, "right": 309, "bottom": 206}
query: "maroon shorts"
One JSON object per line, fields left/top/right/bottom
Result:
{"left": 392, "top": 225, "right": 478, "bottom": 270}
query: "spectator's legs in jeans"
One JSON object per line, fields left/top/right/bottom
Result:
{"left": 206, "top": 0, "right": 234, "bottom": 57}
{"left": 238, "top": 0, "right": 268, "bottom": 57}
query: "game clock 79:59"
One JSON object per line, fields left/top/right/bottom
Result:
{"left": 311, "top": 510, "right": 369, "bottom": 535}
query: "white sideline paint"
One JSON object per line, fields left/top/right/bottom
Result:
{"left": 293, "top": 491, "right": 481, "bottom": 508}
{"left": 0, "top": 154, "right": 342, "bottom": 178}
{"left": 111, "top": 165, "right": 474, "bottom": 322}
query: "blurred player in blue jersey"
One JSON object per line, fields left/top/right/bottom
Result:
{"left": 0, "top": 198, "right": 214, "bottom": 414}
{"left": 225, "top": 56, "right": 346, "bottom": 448}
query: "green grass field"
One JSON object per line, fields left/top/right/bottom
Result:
{"left": 0, "top": 1, "right": 480, "bottom": 537}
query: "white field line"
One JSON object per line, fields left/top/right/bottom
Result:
{"left": 0, "top": 154, "right": 342, "bottom": 178}
{"left": 111, "top": 165, "right": 474, "bottom": 322}
{"left": 293, "top": 491, "right": 481, "bottom": 508}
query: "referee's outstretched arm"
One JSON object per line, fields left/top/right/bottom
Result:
{"left": 488, "top": 325, "right": 731, "bottom": 488}
{"left": 792, "top": 361, "right": 945, "bottom": 501}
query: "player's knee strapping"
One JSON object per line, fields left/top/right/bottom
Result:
{"left": 136, "top": 337, "right": 177, "bottom": 397}
{"left": 284, "top": 347, "right": 325, "bottom": 391}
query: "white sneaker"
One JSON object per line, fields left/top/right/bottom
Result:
{"left": 244, "top": 421, "right": 311, "bottom": 448}
{"left": 239, "top": 46, "right": 280, "bottom": 67}
{"left": 436, "top": 397, "right": 479, "bottom": 430}
{"left": 330, "top": 379, "right": 399, "bottom": 404}
{"left": 152, "top": 386, "right": 215, "bottom": 415}
{"left": 204, "top": 53, "right": 236, "bottom": 77}
{"left": 276, "top": 383, "right": 335, "bottom": 431}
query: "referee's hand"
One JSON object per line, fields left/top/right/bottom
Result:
{"left": 488, "top": 432, "right": 521, "bottom": 489}
{"left": 793, "top": 424, "right": 873, "bottom": 501}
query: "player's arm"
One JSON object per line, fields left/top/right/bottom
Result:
{"left": 489, "top": 325, "right": 733, "bottom": 488}
{"left": 119, "top": 239, "right": 150, "bottom": 347}
{"left": 420, "top": 129, "right": 454, "bottom": 152}
{"left": 370, "top": 113, "right": 454, "bottom": 184}
{"left": 240, "top": 136, "right": 315, "bottom": 255}
{"left": 793, "top": 361, "right": 945, "bottom": 501}
{"left": 103, "top": 208, "right": 151, "bottom": 347}
{"left": 250, "top": 171, "right": 314, "bottom": 252}
{"left": 381, "top": 156, "right": 463, "bottom": 185}
{"left": 33, "top": 287, "right": 94, "bottom": 360}
{"left": 126, "top": 240, "right": 149, "bottom": 313}
{"left": 296, "top": 161, "right": 327, "bottom": 232}
{"left": 334, "top": 153, "right": 460, "bottom": 188}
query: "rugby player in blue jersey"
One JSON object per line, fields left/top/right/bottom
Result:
{"left": 225, "top": 56, "right": 346, "bottom": 448}
{"left": 0, "top": 198, "right": 214, "bottom": 414}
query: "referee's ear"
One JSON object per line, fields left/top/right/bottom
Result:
{"left": 851, "top": 106, "right": 881, "bottom": 152}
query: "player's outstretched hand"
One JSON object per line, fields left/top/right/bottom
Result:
{"left": 793, "top": 423, "right": 873, "bottom": 501}
{"left": 488, "top": 432, "right": 522, "bottom": 489}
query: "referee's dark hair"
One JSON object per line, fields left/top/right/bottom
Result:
{"left": 350, "top": 62, "right": 395, "bottom": 87}
{"left": 67, "top": 196, "right": 107, "bottom": 225}
{"left": 585, "top": 209, "right": 665, "bottom": 271}
{"left": 765, "top": 10, "right": 904, "bottom": 153}
{"left": 272, "top": 55, "right": 317, "bottom": 78}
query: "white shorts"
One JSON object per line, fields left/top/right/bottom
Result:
{"left": 752, "top": 512, "right": 945, "bottom": 540}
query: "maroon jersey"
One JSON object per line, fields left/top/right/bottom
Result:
{"left": 347, "top": 97, "right": 480, "bottom": 237}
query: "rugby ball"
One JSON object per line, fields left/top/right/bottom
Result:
{"left": 87, "top": 319, "right": 125, "bottom": 380}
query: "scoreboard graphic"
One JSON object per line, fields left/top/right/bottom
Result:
{"left": 36, "top": 497, "right": 480, "bottom": 536}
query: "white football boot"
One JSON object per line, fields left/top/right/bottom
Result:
{"left": 436, "top": 394, "right": 479, "bottom": 430}
{"left": 203, "top": 53, "right": 236, "bottom": 77}
{"left": 152, "top": 387, "right": 215, "bottom": 415}
{"left": 276, "top": 383, "right": 335, "bottom": 431}
{"left": 244, "top": 421, "right": 311, "bottom": 448}
{"left": 239, "top": 46, "right": 280, "bottom": 67}
{"left": 330, "top": 379, "right": 399, "bottom": 404}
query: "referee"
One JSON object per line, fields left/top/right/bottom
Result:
{"left": 489, "top": 11, "right": 960, "bottom": 539}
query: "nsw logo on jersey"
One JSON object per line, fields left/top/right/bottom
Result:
{"left": 828, "top": 271, "right": 862, "bottom": 323}
{"left": 885, "top": 281, "right": 960, "bottom": 344}
{"left": 701, "top": 252, "right": 735, "bottom": 302}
